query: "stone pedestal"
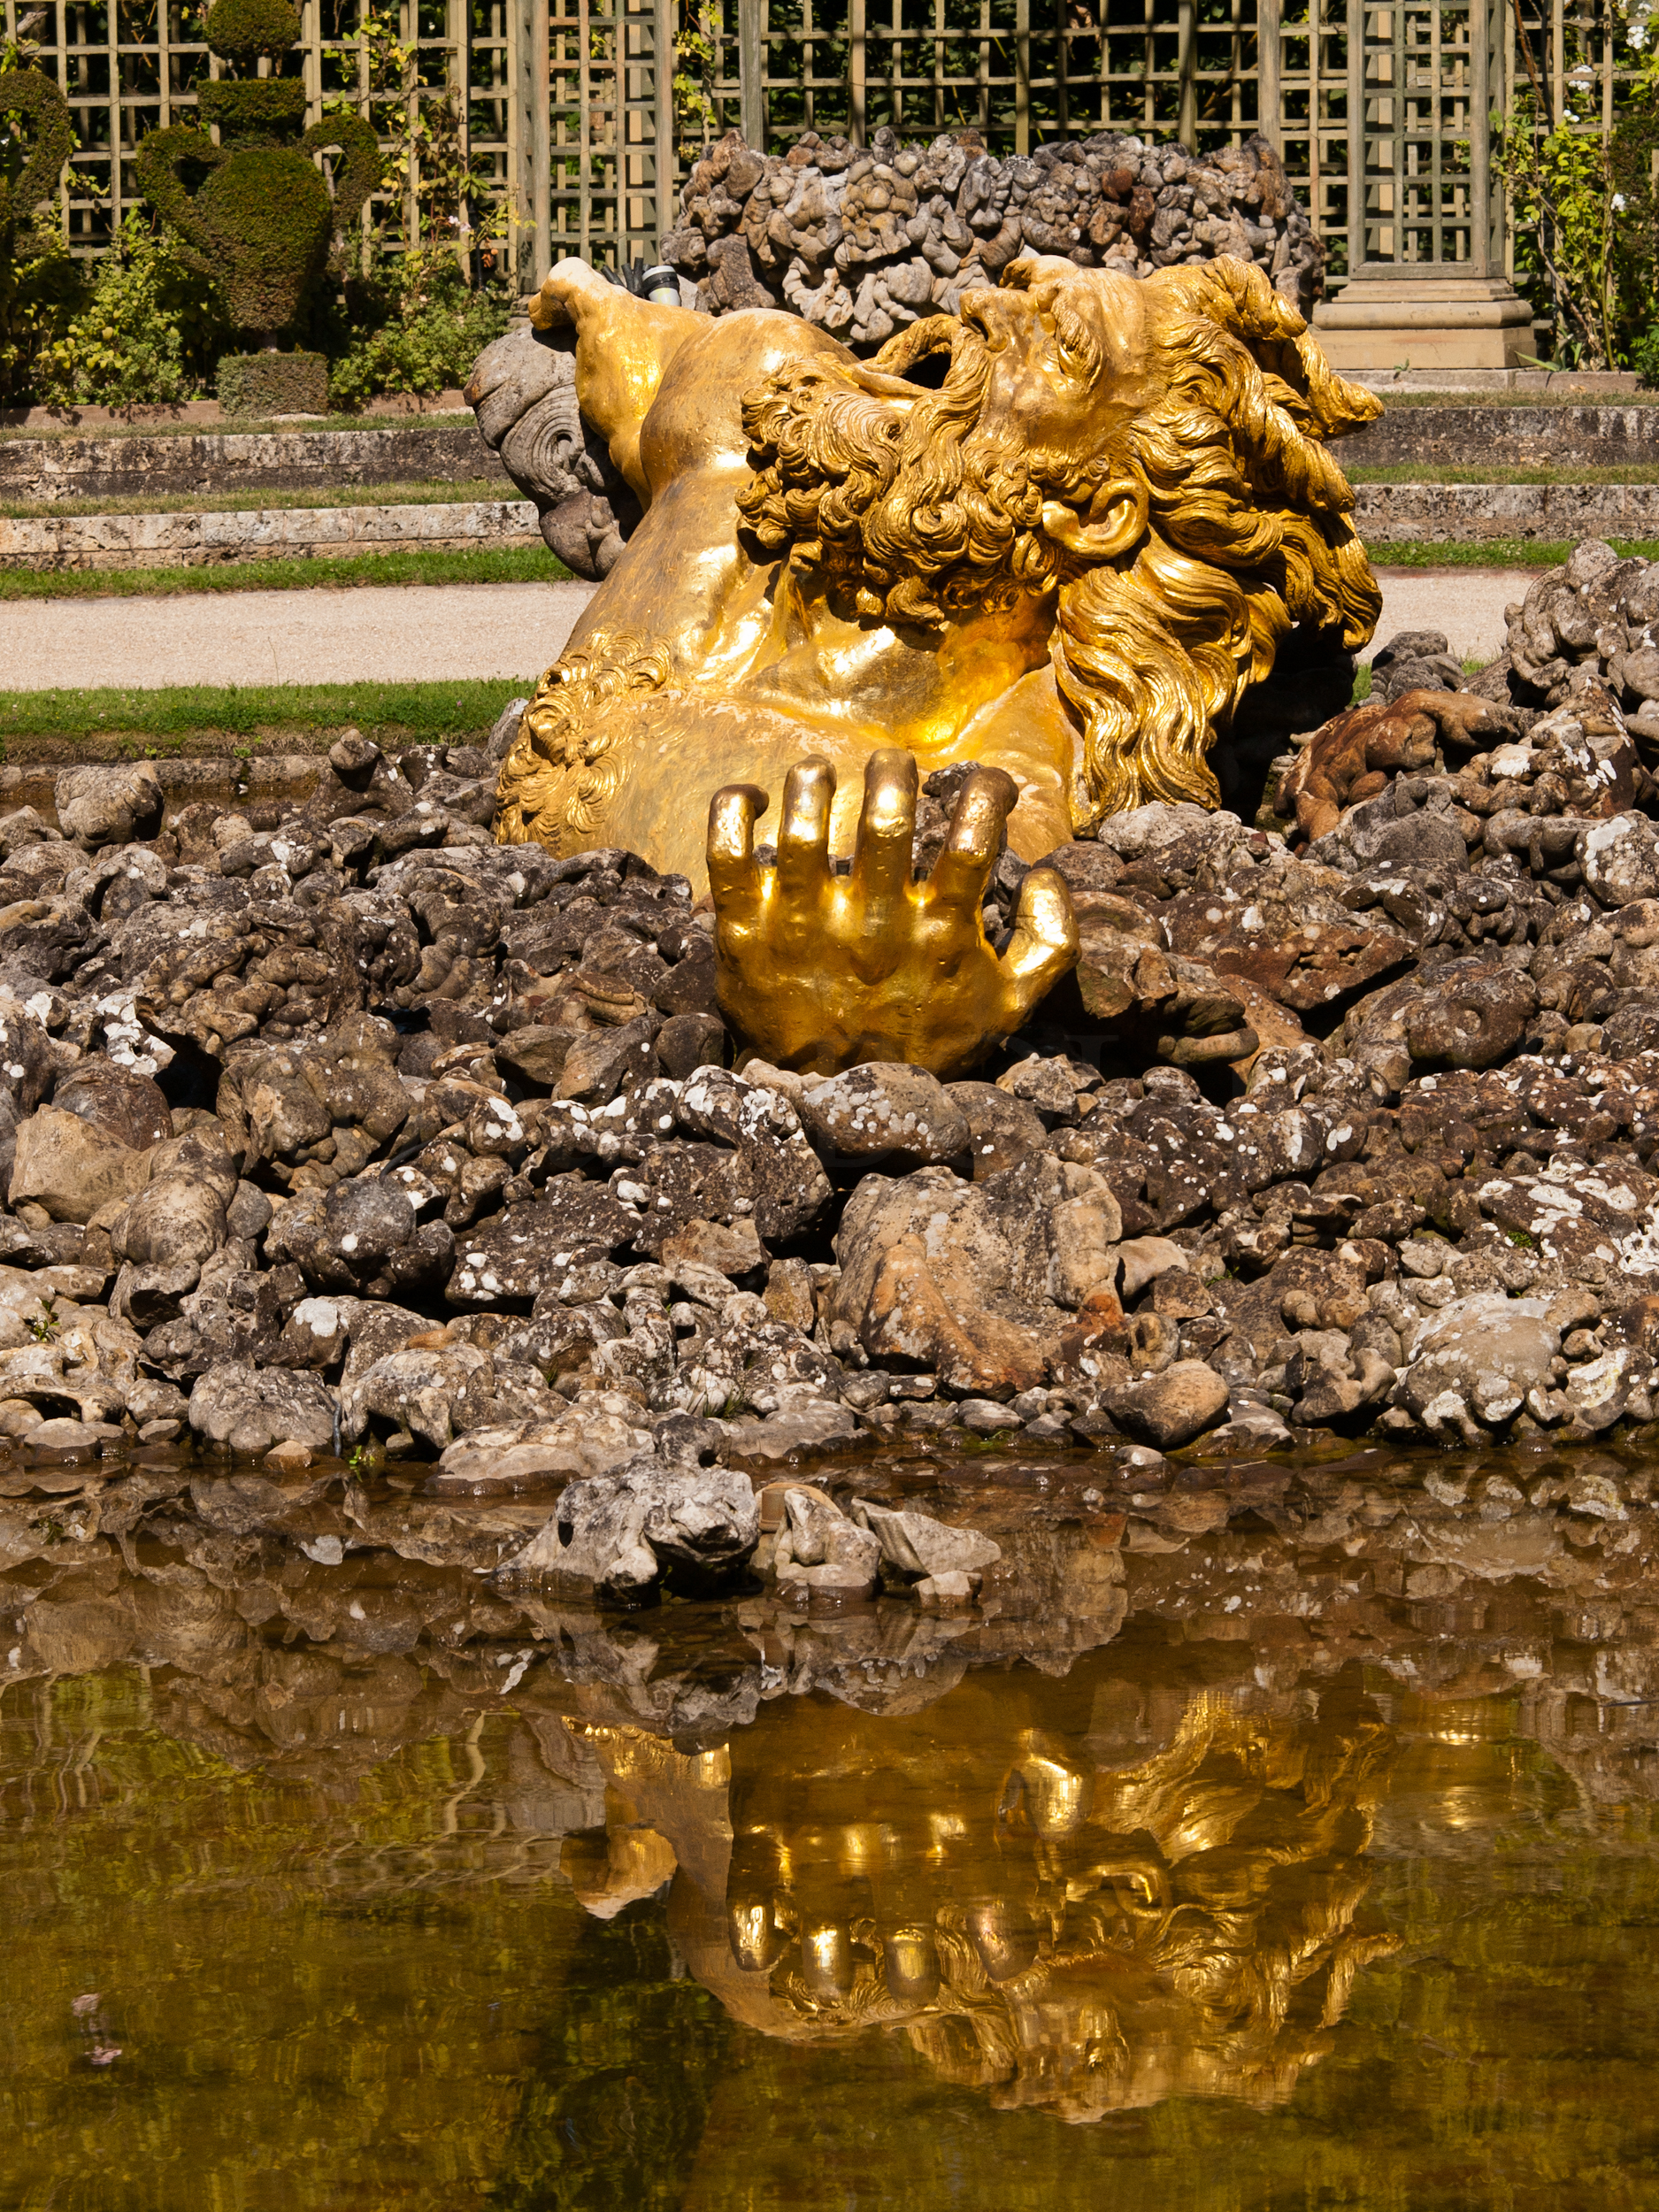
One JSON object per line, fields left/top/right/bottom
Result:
{"left": 1310, "top": 271, "right": 1535, "bottom": 373}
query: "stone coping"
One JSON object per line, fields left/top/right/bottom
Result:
{"left": 0, "top": 497, "right": 541, "bottom": 572}
{"left": 1349, "top": 480, "right": 1659, "bottom": 541}
{"left": 1352, "top": 368, "right": 1643, "bottom": 396}
{"left": 0, "top": 422, "right": 505, "bottom": 506}
{"left": 0, "top": 388, "right": 472, "bottom": 434}
{"left": 3, "top": 483, "right": 1654, "bottom": 574}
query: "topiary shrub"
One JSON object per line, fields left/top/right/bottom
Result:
{"left": 216, "top": 348, "right": 327, "bottom": 414}
{"left": 0, "top": 65, "right": 72, "bottom": 239}
{"left": 133, "top": 0, "right": 379, "bottom": 349}
{"left": 192, "top": 0, "right": 303, "bottom": 57}
{"left": 195, "top": 77, "right": 308, "bottom": 140}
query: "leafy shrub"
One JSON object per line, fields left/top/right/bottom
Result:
{"left": 0, "top": 221, "right": 81, "bottom": 408}
{"left": 32, "top": 212, "right": 232, "bottom": 408}
{"left": 1634, "top": 329, "right": 1659, "bottom": 390}
{"left": 1, "top": 60, "right": 80, "bottom": 405}
{"left": 322, "top": 248, "right": 509, "bottom": 409}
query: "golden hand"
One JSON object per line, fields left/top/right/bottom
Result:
{"left": 708, "top": 749, "right": 1079, "bottom": 1079}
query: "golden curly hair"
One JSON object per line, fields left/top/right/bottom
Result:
{"left": 738, "top": 254, "right": 1383, "bottom": 825}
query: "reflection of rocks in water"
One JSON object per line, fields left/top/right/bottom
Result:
{"left": 563, "top": 1665, "right": 1400, "bottom": 2123}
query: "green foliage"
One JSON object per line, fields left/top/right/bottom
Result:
{"left": 31, "top": 211, "right": 231, "bottom": 407}
{"left": 0, "top": 215, "right": 80, "bottom": 407}
{"left": 196, "top": 75, "right": 309, "bottom": 142}
{"left": 1, "top": 60, "right": 79, "bottom": 404}
{"left": 1634, "top": 329, "right": 1659, "bottom": 389}
{"left": 203, "top": 0, "right": 302, "bottom": 64}
{"left": 217, "top": 347, "right": 327, "bottom": 413}
{"left": 1494, "top": 104, "right": 1618, "bottom": 367}
{"left": 323, "top": 247, "right": 509, "bottom": 409}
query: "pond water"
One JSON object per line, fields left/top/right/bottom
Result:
{"left": 4, "top": 1441, "right": 1659, "bottom": 2209}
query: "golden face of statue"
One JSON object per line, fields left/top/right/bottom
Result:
{"left": 494, "top": 252, "right": 1381, "bottom": 1076}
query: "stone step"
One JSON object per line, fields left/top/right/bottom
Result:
{"left": 1350, "top": 480, "right": 1659, "bottom": 542}
{"left": 1343, "top": 403, "right": 1659, "bottom": 471}
{"left": 0, "top": 420, "right": 503, "bottom": 504}
{"left": 3, "top": 479, "right": 1655, "bottom": 580}
{"left": 0, "top": 498, "right": 542, "bottom": 572}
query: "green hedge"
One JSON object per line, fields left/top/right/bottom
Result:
{"left": 216, "top": 349, "right": 328, "bottom": 415}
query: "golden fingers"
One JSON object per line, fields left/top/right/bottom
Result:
{"left": 709, "top": 750, "right": 1079, "bottom": 1078}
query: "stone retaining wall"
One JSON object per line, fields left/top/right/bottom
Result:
{"left": 0, "top": 497, "right": 541, "bottom": 571}
{"left": 1350, "top": 480, "right": 1659, "bottom": 542}
{"left": 1343, "top": 404, "right": 1659, "bottom": 471}
{"left": 4, "top": 477, "right": 1656, "bottom": 576}
{"left": 0, "top": 423, "right": 503, "bottom": 505}
{"left": 1, "top": 403, "right": 1653, "bottom": 512}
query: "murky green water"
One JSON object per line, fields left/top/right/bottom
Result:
{"left": 6, "top": 1446, "right": 1659, "bottom": 2209}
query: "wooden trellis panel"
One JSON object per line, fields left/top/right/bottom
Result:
{"left": 548, "top": 0, "right": 671, "bottom": 268}
{"left": 2, "top": 0, "right": 543, "bottom": 281}
{"left": 1348, "top": 0, "right": 1498, "bottom": 274}
{"left": 2, "top": 0, "right": 1638, "bottom": 292}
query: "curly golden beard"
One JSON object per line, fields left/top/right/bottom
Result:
{"left": 738, "top": 261, "right": 1383, "bottom": 827}
{"left": 738, "top": 319, "right": 1062, "bottom": 630}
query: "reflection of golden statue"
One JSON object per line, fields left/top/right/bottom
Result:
{"left": 495, "top": 253, "right": 1380, "bottom": 1073}
{"left": 559, "top": 1666, "right": 1400, "bottom": 2123}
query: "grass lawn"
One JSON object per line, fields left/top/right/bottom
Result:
{"left": 1350, "top": 463, "right": 1659, "bottom": 485}
{"left": 0, "top": 544, "right": 570, "bottom": 599}
{"left": 1372, "top": 390, "right": 1659, "bottom": 408}
{"left": 0, "top": 677, "right": 535, "bottom": 757}
{"left": 0, "top": 477, "right": 517, "bottom": 521}
{"left": 1364, "top": 536, "right": 1659, "bottom": 567}
{"left": 0, "top": 536, "right": 1624, "bottom": 605}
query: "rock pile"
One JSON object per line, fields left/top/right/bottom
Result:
{"left": 1475, "top": 538, "right": 1659, "bottom": 733}
{"left": 662, "top": 123, "right": 1325, "bottom": 347}
{"left": 2, "top": 539, "right": 1659, "bottom": 1599}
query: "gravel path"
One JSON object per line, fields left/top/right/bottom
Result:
{"left": 0, "top": 567, "right": 1526, "bottom": 695}
{"left": 1365, "top": 566, "right": 1533, "bottom": 665}
{"left": 0, "top": 579, "right": 595, "bottom": 693}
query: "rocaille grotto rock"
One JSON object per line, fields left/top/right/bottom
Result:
{"left": 3, "top": 534, "right": 1659, "bottom": 1599}
{"left": 661, "top": 122, "right": 1326, "bottom": 345}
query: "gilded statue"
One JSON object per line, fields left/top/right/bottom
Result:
{"left": 557, "top": 1666, "right": 1401, "bottom": 2122}
{"left": 485, "top": 251, "right": 1382, "bottom": 1075}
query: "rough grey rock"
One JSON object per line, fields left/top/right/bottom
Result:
{"left": 798, "top": 1063, "right": 970, "bottom": 1165}
{"left": 1101, "top": 1360, "right": 1230, "bottom": 1448}
{"left": 773, "top": 1485, "right": 880, "bottom": 1595}
{"left": 9, "top": 1106, "right": 149, "bottom": 1224}
{"left": 429, "top": 1399, "right": 655, "bottom": 1490}
{"left": 187, "top": 1360, "right": 338, "bottom": 1454}
{"left": 850, "top": 1497, "right": 1001, "bottom": 1577}
{"left": 500, "top": 1456, "right": 759, "bottom": 1594}
{"left": 55, "top": 763, "right": 163, "bottom": 848}
{"left": 663, "top": 126, "right": 1325, "bottom": 349}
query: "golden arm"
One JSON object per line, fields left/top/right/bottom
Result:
{"left": 529, "top": 257, "right": 707, "bottom": 503}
